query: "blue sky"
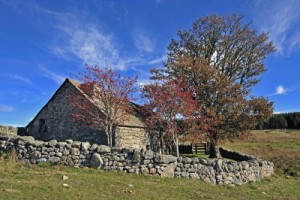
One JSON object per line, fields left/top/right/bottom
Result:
{"left": 1, "top": 0, "right": 300, "bottom": 127}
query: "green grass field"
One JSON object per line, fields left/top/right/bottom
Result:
{"left": 0, "top": 130, "right": 299, "bottom": 200}
{"left": 223, "top": 130, "right": 300, "bottom": 177}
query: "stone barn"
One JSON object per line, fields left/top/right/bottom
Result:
{"left": 26, "top": 78, "right": 149, "bottom": 149}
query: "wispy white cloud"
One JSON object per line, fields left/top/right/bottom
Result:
{"left": 288, "top": 29, "right": 300, "bottom": 53}
{"left": 269, "top": 83, "right": 300, "bottom": 96}
{"left": 0, "top": 0, "right": 59, "bottom": 21}
{"left": 148, "top": 54, "right": 167, "bottom": 65}
{"left": 134, "top": 30, "right": 156, "bottom": 53}
{"left": 51, "top": 14, "right": 148, "bottom": 71}
{"left": 51, "top": 47, "right": 69, "bottom": 60}
{"left": 275, "top": 85, "right": 287, "bottom": 95}
{"left": 69, "top": 27, "right": 123, "bottom": 68}
{"left": 268, "top": 84, "right": 287, "bottom": 96}
{"left": 10, "top": 90, "right": 46, "bottom": 104}
{"left": 39, "top": 65, "right": 65, "bottom": 84}
{"left": 252, "top": 0, "right": 300, "bottom": 55}
{"left": 0, "top": 105, "right": 14, "bottom": 112}
{"left": 11, "top": 75, "right": 32, "bottom": 85}
{"left": 10, "top": 1, "right": 160, "bottom": 72}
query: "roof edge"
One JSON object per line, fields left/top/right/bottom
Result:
{"left": 26, "top": 78, "right": 71, "bottom": 129}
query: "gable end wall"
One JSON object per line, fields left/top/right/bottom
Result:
{"left": 27, "top": 81, "right": 107, "bottom": 144}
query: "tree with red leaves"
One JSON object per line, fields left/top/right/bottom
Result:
{"left": 69, "top": 65, "right": 138, "bottom": 147}
{"left": 142, "top": 78, "right": 200, "bottom": 157}
{"left": 151, "top": 14, "right": 275, "bottom": 158}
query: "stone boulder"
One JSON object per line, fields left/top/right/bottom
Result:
{"left": 72, "top": 141, "right": 81, "bottom": 148}
{"left": 81, "top": 142, "right": 91, "bottom": 151}
{"left": 37, "top": 158, "right": 47, "bottom": 164}
{"left": 48, "top": 156, "right": 60, "bottom": 164}
{"left": 90, "top": 144, "right": 98, "bottom": 151}
{"left": 132, "top": 149, "right": 141, "bottom": 163}
{"left": 90, "top": 153, "right": 103, "bottom": 168}
{"left": 199, "top": 158, "right": 208, "bottom": 165}
{"left": 0, "top": 135, "right": 12, "bottom": 140}
{"left": 56, "top": 142, "right": 67, "bottom": 148}
{"left": 155, "top": 154, "right": 177, "bottom": 164}
{"left": 19, "top": 136, "right": 35, "bottom": 143}
{"left": 30, "top": 140, "right": 45, "bottom": 147}
{"left": 65, "top": 139, "right": 73, "bottom": 144}
{"left": 190, "top": 173, "right": 200, "bottom": 179}
{"left": 215, "top": 159, "right": 223, "bottom": 172}
{"left": 144, "top": 149, "right": 154, "bottom": 160}
{"left": 191, "top": 157, "right": 199, "bottom": 164}
{"left": 160, "top": 164, "right": 176, "bottom": 177}
{"left": 97, "top": 145, "right": 111, "bottom": 153}
{"left": 48, "top": 140, "right": 57, "bottom": 147}
{"left": 182, "top": 157, "right": 192, "bottom": 164}
{"left": 71, "top": 148, "right": 80, "bottom": 156}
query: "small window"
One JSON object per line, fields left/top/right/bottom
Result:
{"left": 39, "top": 119, "right": 47, "bottom": 133}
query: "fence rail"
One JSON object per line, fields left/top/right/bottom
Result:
{"left": 179, "top": 142, "right": 209, "bottom": 155}
{"left": 192, "top": 143, "right": 206, "bottom": 154}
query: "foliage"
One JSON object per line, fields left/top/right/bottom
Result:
{"left": 157, "top": 14, "right": 276, "bottom": 94}
{"left": 259, "top": 112, "right": 300, "bottom": 129}
{"left": 142, "top": 78, "right": 201, "bottom": 157}
{"left": 270, "top": 115, "right": 288, "bottom": 129}
{"left": 151, "top": 14, "right": 275, "bottom": 157}
{"left": 68, "top": 65, "right": 138, "bottom": 147}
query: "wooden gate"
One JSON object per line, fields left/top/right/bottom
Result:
{"left": 192, "top": 143, "right": 207, "bottom": 154}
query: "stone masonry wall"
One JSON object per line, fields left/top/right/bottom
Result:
{"left": 116, "top": 126, "right": 148, "bottom": 149}
{"left": 0, "top": 125, "right": 18, "bottom": 135}
{"left": 0, "top": 125, "right": 27, "bottom": 136}
{"left": 0, "top": 135, "right": 274, "bottom": 186}
{"left": 27, "top": 81, "right": 108, "bottom": 145}
{"left": 26, "top": 80, "right": 149, "bottom": 149}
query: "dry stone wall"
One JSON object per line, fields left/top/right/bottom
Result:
{"left": 0, "top": 135, "right": 273, "bottom": 186}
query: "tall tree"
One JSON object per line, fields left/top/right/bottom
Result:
{"left": 269, "top": 115, "right": 287, "bottom": 129}
{"left": 69, "top": 65, "right": 138, "bottom": 147}
{"left": 152, "top": 14, "right": 275, "bottom": 157}
{"left": 142, "top": 78, "right": 200, "bottom": 157}
{"left": 263, "top": 112, "right": 300, "bottom": 129}
{"left": 153, "top": 14, "right": 276, "bottom": 94}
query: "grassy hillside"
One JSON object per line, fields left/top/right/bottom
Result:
{"left": 0, "top": 130, "right": 299, "bottom": 199}
{"left": 223, "top": 130, "right": 300, "bottom": 177}
{"left": 0, "top": 161, "right": 299, "bottom": 200}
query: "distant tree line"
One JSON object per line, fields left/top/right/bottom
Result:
{"left": 257, "top": 112, "right": 300, "bottom": 129}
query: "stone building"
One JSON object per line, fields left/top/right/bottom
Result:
{"left": 26, "top": 78, "right": 149, "bottom": 149}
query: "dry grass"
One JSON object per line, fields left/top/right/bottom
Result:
{"left": 0, "top": 160, "right": 299, "bottom": 200}
{"left": 0, "top": 129, "right": 300, "bottom": 199}
{"left": 223, "top": 130, "right": 300, "bottom": 176}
